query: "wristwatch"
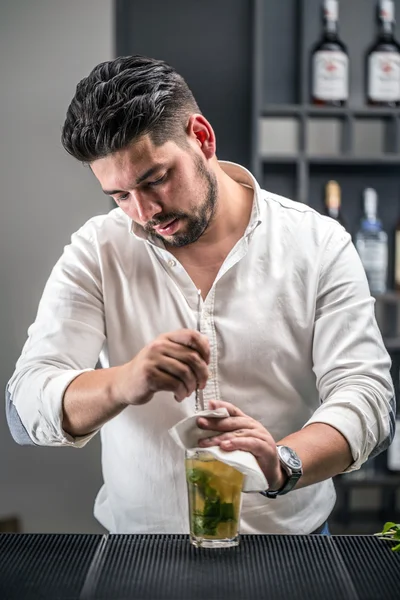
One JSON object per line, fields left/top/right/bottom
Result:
{"left": 261, "top": 445, "right": 303, "bottom": 499}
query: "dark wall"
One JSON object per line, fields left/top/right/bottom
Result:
{"left": 115, "top": 0, "right": 253, "bottom": 168}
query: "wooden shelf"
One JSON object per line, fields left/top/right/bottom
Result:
{"left": 375, "top": 291, "right": 400, "bottom": 302}
{"left": 260, "top": 155, "right": 298, "bottom": 164}
{"left": 261, "top": 104, "right": 400, "bottom": 118}
{"left": 261, "top": 104, "right": 302, "bottom": 116}
{"left": 335, "top": 474, "right": 400, "bottom": 488}
{"left": 260, "top": 154, "right": 400, "bottom": 165}
{"left": 307, "top": 155, "right": 400, "bottom": 165}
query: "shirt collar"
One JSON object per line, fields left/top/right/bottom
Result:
{"left": 129, "top": 160, "right": 262, "bottom": 244}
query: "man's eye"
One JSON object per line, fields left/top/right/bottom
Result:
{"left": 117, "top": 193, "right": 129, "bottom": 201}
{"left": 147, "top": 173, "right": 167, "bottom": 187}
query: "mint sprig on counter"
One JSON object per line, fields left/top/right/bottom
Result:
{"left": 375, "top": 522, "right": 400, "bottom": 552}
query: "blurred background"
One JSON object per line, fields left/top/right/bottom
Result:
{"left": 1, "top": 0, "right": 400, "bottom": 535}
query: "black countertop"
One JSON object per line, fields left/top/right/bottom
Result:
{"left": 0, "top": 533, "right": 399, "bottom": 599}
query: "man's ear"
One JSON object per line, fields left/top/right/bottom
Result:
{"left": 186, "top": 114, "right": 216, "bottom": 159}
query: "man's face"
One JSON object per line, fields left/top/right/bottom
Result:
{"left": 91, "top": 135, "right": 218, "bottom": 247}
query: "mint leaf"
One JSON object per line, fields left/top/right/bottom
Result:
{"left": 204, "top": 483, "right": 219, "bottom": 499}
{"left": 186, "top": 468, "right": 211, "bottom": 486}
{"left": 192, "top": 514, "right": 219, "bottom": 536}
{"left": 392, "top": 542, "right": 400, "bottom": 552}
{"left": 382, "top": 522, "right": 397, "bottom": 534}
{"left": 375, "top": 522, "right": 400, "bottom": 552}
{"left": 220, "top": 502, "right": 235, "bottom": 522}
{"left": 204, "top": 497, "right": 220, "bottom": 514}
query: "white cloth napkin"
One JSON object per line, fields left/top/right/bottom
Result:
{"left": 168, "top": 408, "right": 269, "bottom": 493}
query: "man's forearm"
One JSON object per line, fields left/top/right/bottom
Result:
{"left": 278, "top": 422, "right": 353, "bottom": 489}
{"left": 62, "top": 367, "right": 127, "bottom": 437}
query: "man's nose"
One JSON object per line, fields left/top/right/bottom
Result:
{"left": 131, "top": 191, "right": 162, "bottom": 222}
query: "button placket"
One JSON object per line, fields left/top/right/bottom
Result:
{"left": 150, "top": 245, "right": 198, "bottom": 305}
{"left": 200, "top": 292, "right": 220, "bottom": 406}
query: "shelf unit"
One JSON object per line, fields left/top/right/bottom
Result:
{"left": 252, "top": 1, "right": 400, "bottom": 254}
{"left": 252, "top": 0, "right": 400, "bottom": 523}
{"left": 252, "top": 0, "right": 400, "bottom": 294}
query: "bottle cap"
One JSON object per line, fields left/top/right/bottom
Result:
{"left": 324, "top": 0, "right": 338, "bottom": 21}
{"left": 380, "top": 0, "right": 394, "bottom": 23}
{"left": 326, "top": 180, "right": 341, "bottom": 209}
{"left": 363, "top": 188, "right": 378, "bottom": 218}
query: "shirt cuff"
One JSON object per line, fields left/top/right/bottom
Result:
{"left": 303, "top": 400, "right": 379, "bottom": 473}
{"left": 14, "top": 368, "right": 99, "bottom": 447}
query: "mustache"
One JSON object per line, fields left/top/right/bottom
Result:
{"left": 145, "top": 212, "right": 186, "bottom": 228}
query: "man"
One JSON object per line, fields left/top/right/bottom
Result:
{"left": 6, "top": 55, "right": 395, "bottom": 535}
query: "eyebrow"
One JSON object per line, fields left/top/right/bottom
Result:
{"left": 102, "top": 164, "right": 166, "bottom": 196}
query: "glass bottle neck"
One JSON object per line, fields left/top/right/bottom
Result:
{"left": 378, "top": 0, "right": 396, "bottom": 40}
{"left": 379, "top": 19, "right": 395, "bottom": 40}
{"left": 324, "top": 18, "right": 338, "bottom": 36}
{"left": 327, "top": 206, "right": 339, "bottom": 219}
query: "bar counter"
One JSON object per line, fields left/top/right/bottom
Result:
{"left": 0, "top": 532, "right": 399, "bottom": 599}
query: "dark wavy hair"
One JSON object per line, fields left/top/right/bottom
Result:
{"left": 61, "top": 55, "right": 200, "bottom": 163}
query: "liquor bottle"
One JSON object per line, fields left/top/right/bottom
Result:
{"left": 394, "top": 216, "right": 400, "bottom": 290}
{"left": 367, "top": 0, "right": 400, "bottom": 106}
{"left": 355, "top": 188, "right": 388, "bottom": 295}
{"left": 324, "top": 180, "right": 347, "bottom": 227}
{"left": 387, "top": 419, "right": 400, "bottom": 471}
{"left": 311, "top": 0, "right": 349, "bottom": 106}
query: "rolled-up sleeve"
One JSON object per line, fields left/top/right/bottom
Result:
{"left": 305, "top": 224, "right": 396, "bottom": 472}
{"left": 7, "top": 227, "right": 106, "bottom": 447}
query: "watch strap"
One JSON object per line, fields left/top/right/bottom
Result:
{"left": 262, "top": 470, "right": 302, "bottom": 498}
{"left": 260, "top": 445, "right": 303, "bottom": 499}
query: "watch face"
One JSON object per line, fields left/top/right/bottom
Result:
{"left": 279, "top": 446, "right": 302, "bottom": 470}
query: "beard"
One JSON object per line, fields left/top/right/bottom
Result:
{"left": 144, "top": 155, "right": 218, "bottom": 248}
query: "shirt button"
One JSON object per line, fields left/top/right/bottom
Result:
{"left": 167, "top": 259, "right": 176, "bottom": 268}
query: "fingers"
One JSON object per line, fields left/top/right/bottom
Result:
{"left": 144, "top": 329, "right": 210, "bottom": 401}
{"left": 200, "top": 431, "right": 273, "bottom": 464}
{"left": 218, "top": 436, "right": 272, "bottom": 460}
{"left": 155, "top": 354, "right": 200, "bottom": 401}
{"left": 197, "top": 402, "right": 252, "bottom": 432}
{"left": 197, "top": 416, "right": 253, "bottom": 432}
{"left": 163, "top": 341, "right": 209, "bottom": 390}
{"left": 207, "top": 399, "right": 246, "bottom": 417}
{"left": 167, "top": 329, "right": 210, "bottom": 364}
{"left": 153, "top": 366, "right": 190, "bottom": 402}
{"left": 199, "top": 428, "right": 269, "bottom": 447}
{"left": 194, "top": 400, "right": 281, "bottom": 488}
{"left": 122, "top": 328, "right": 211, "bottom": 406}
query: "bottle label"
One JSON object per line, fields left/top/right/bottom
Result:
{"left": 387, "top": 419, "right": 400, "bottom": 471}
{"left": 313, "top": 51, "right": 349, "bottom": 100}
{"left": 369, "top": 52, "right": 400, "bottom": 101}
{"left": 395, "top": 230, "right": 400, "bottom": 286}
{"left": 356, "top": 237, "right": 388, "bottom": 294}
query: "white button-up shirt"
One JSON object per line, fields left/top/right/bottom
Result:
{"left": 7, "top": 161, "right": 395, "bottom": 534}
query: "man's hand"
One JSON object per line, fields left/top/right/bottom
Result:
{"left": 197, "top": 399, "right": 286, "bottom": 491}
{"left": 113, "top": 329, "right": 210, "bottom": 406}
